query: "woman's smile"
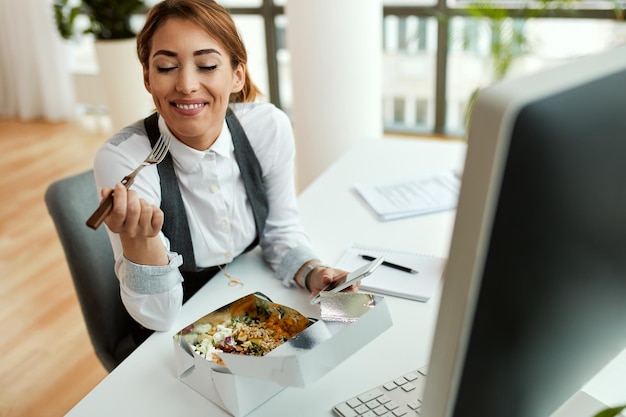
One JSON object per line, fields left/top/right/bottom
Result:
{"left": 172, "top": 100, "right": 208, "bottom": 116}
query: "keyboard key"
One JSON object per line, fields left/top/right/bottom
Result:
{"left": 383, "top": 382, "right": 398, "bottom": 391}
{"left": 385, "top": 400, "right": 399, "bottom": 411}
{"left": 401, "top": 382, "right": 416, "bottom": 392}
{"left": 366, "top": 400, "right": 379, "bottom": 409}
{"left": 407, "top": 400, "right": 420, "bottom": 410}
{"left": 334, "top": 402, "right": 358, "bottom": 417}
{"left": 403, "top": 372, "right": 418, "bottom": 382}
{"left": 347, "top": 398, "right": 362, "bottom": 408}
{"left": 378, "top": 395, "right": 391, "bottom": 405}
{"left": 374, "top": 405, "right": 388, "bottom": 415}
{"left": 393, "top": 377, "right": 408, "bottom": 386}
{"left": 358, "top": 388, "right": 384, "bottom": 403}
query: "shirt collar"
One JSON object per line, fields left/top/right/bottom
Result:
{"left": 157, "top": 115, "right": 233, "bottom": 173}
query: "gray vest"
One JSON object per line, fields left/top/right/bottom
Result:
{"left": 144, "top": 110, "right": 268, "bottom": 290}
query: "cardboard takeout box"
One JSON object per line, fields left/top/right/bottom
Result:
{"left": 173, "top": 292, "right": 392, "bottom": 416}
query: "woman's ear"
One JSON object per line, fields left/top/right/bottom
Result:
{"left": 232, "top": 63, "right": 245, "bottom": 93}
{"left": 143, "top": 67, "right": 152, "bottom": 94}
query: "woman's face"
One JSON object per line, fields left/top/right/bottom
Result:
{"left": 144, "top": 18, "right": 244, "bottom": 150}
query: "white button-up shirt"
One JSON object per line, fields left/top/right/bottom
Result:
{"left": 93, "top": 103, "right": 317, "bottom": 331}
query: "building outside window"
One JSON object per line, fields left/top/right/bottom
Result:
{"left": 66, "top": 0, "right": 626, "bottom": 138}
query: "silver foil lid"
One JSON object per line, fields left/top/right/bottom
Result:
{"left": 319, "top": 292, "right": 378, "bottom": 323}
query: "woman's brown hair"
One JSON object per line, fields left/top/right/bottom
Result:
{"left": 137, "top": 0, "right": 261, "bottom": 102}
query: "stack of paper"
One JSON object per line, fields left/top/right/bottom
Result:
{"left": 353, "top": 170, "right": 461, "bottom": 221}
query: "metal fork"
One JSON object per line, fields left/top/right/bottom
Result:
{"left": 86, "top": 134, "right": 172, "bottom": 230}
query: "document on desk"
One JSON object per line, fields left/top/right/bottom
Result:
{"left": 353, "top": 170, "right": 461, "bottom": 221}
{"left": 336, "top": 244, "right": 447, "bottom": 302}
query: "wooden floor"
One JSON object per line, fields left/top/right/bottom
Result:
{"left": 0, "top": 116, "right": 112, "bottom": 417}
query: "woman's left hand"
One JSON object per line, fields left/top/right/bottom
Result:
{"left": 307, "top": 266, "right": 359, "bottom": 296}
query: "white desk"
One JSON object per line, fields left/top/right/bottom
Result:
{"left": 65, "top": 138, "right": 464, "bottom": 417}
{"left": 66, "top": 138, "right": 625, "bottom": 416}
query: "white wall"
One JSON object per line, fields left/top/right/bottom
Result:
{"left": 286, "top": 0, "right": 383, "bottom": 191}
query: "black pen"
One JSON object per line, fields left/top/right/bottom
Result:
{"left": 359, "top": 254, "right": 418, "bottom": 274}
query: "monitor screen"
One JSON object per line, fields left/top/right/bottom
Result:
{"left": 422, "top": 46, "right": 626, "bottom": 417}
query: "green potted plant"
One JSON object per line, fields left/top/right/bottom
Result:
{"left": 53, "top": 0, "right": 146, "bottom": 40}
{"left": 462, "top": 0, "right": 625, "bottom": 131}
{"left": 52, "top": 0, "right": 153, "bottom": 131}
{"left": 461, "top": 0, "right": 583, "bottom": 129}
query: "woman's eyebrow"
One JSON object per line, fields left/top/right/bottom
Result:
{"left": 153, "top": 49, "right": 176, "bottom": 58}
{"left": 151, "top": 48, "right": 221, "bottom": 58}
{"left": 194, "top": 48, "right": 221, "bottom": 57}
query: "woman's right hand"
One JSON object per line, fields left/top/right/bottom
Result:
{"left": 102, "top": 182, "right": 164, "bottom": 237}
{"left": 101, "top": 183, "right": 169, "bottom": 266}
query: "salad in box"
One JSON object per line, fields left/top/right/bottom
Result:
{"left": 176, "top": 292, "right": 313, "bottom": 367}
{"left": 173, "top": 291, "right": 392, "bottom": 417}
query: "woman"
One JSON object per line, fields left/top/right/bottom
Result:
{"left": 93, "top": 0, "right": 355, "bottom": 338}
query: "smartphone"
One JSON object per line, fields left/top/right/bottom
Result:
{"left": 310, "top": 256, "right": 384, "bottom": 304}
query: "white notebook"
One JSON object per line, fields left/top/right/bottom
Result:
{"left": 353, "top": 170, "right": 461, "bottom": 221}
{"left": 335, "top": 244, "right": 447, "bottom": 302}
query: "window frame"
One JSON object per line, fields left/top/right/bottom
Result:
{"left": 185, "top": 1, "right": 624, "bottom": 136}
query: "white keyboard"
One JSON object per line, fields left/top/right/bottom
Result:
{"left": 332, "top": 366, "right": 429, "bottom": 417}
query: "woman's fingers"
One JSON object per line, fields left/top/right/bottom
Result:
{"left": 310, "top": 267, "right": 359, "bottom": 295}
{"left": 105, "top": 183, "right": 128, "bottom": 231}
{"left": 138, "top": 199, "right": 164, "bottom": 237}
{"left": 103, "top": 183, "right": 163, "bottom": 237}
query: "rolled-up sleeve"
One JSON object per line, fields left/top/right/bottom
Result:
{"left": 115, "top": 250, "right": 185, "bottom": 331}
{"left": 94, "top": 124, "right": 186, "bottom": 331}
{"left": 275, "top": 245, "right": 318, "bottom": 288}
{"left": 120, "top": 252, "right": 183, "bottom": 294}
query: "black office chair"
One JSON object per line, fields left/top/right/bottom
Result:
{"left": 45, "top": 170, "right": 138, "bottom": 372}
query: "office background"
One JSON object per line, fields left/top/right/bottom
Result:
{"left": 2, "top": 0, "right": 625, "bottom": 133}
{"left": 0, "top": 0, "right": 624, "bottom": 416}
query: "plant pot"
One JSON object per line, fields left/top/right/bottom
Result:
{"left": 94, "top": 38, "right": 153, "bottom": 131}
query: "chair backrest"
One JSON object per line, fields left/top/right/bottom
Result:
{"left": 45, "top": 170, "right": 137, "bottom": 372}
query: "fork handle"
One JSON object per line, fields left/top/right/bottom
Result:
{"left": 86, "top": 193, "right": 114, "bottom": 230}
{"left": 85, "top": 175, "right": 134, "bottom": 230}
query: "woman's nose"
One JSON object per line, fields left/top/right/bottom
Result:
{"left": 176, "top": 67, "right": 199, "bottom": 94}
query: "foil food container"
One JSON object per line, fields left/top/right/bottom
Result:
{"left": 173, "top": 292, "right": 392, "bottom": 417}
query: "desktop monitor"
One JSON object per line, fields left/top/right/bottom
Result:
{"left": 422, "top": 46, "right": 626, "bottom": 417}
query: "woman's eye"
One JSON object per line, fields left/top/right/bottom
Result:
{"left": 156, "top": 66, "right": 177, "bottom": 73}
{"left": 199, "top": 65, "right": 218, "bottom": 72}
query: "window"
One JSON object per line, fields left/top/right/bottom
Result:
{"left": 393, "top": 97, "right": 406, "bottom": 124}
{"left": 415, "top": 99, "right": 428, "bottom": 126}
{"left": 68, "top": 0, "right": 625, "bottom": 137}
